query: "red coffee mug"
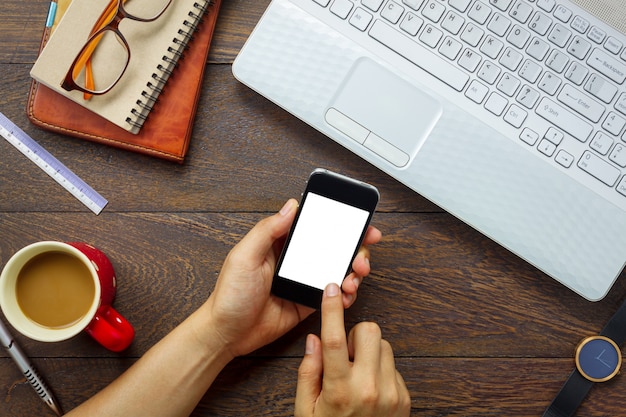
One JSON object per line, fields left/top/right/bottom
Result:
{"left": 0, "top": 241, "right": 135, "bottom": 352}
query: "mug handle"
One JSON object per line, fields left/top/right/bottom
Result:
{"left": 86, "top": 306, "right": 135, "bottom": 352}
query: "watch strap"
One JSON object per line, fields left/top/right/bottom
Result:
{"left": 542, "top": 369, "right": 593, "bottom": 417}
{"left": 600, "top": 298, "right": 626, "bottom": 345}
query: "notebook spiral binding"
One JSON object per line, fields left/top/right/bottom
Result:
{"left": 126, "top": 0, "right": 212, "bottom": 131}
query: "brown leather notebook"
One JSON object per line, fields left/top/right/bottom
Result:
{"left": 27, "top": 0, "right": 222, "bottom": 163}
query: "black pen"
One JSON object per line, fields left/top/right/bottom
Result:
{"left": 0, "top": 319, "right": 62, "bottom": 416}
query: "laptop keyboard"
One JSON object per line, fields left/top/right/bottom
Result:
{"left": 309, "top": 0, "right": 626, "bottom": 204}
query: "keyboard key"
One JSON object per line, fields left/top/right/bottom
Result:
{"left": 538, "top": 71, "right": 561, "bottom": 95}
{"left": 440, "top": 36, "right": 463, "bottom": 60}
{"left": 458, "top": 48, "right": 482, "bottom": 72}
{"left": 350, "top": 8, "right": 374, "bottom": 31}
{"left": 468, "top": 1, "right": 492, "bottom": 25}
{"left": 615, "top": 93, "right": 626, "bottom": 116}
{"left": 567, "top": 36, "right": 592, "bottom": 60}
{"left": 500, "top": 47, "right": 523, "bottom": 71}
{"left": 590, "top": 131, "right": 614, "bottom": 155}
{"left": 516, "top": 85, "right": 540, "bottom": 108}
{"left": 571, "top": 15, "right": 590, "bottom": 34}
{"left": 402, "top": 0, "right": 424, "bottom": 10}
{"left": 497, "top": 72, "right": 521, "bottom": 96}
{"left": 313, "top": 0, "right": 331, "bottom": 6}
{"left": 481, "top": 35, "right": 504, "bottom": 59}
{"left": 548, "top": 23, "right": 572, "bottom": 47}
{"left": 587, "top": 48, "right": 626, "bottom": 84}
{"left": 588, "top": 26, "right": 606, "bottom": 44}
{"left": 519, "top": 59, "right": 542, "bottom": 83}
{"left": 537, "top": 0, "right": 555, "bottom": 13}
{"left": 603, "top": 112, "right": 626, "bottom": 136}
{"left": 330, "top": 0, "right": 354, "bottom": 19}
{"left": 485, "top": 92, "right": 508, "bottom": 115}
{"left": 546, "top": 49, "right": 569, "bottom": 73}
{"left": 536, "top": 97, "right": 593, "bottom": 142}
{"left": 557, "top": 84, "right": 605, "bottom": 123}
{"left": 400, "top": 13, "right": 424, "bottom": 35}
{"left": 369, "top": 20, "right": 470, "bottom": 91}
{"left": 609, "top": 143, "right": 626, "bottom": 167}
{"left": 544, "top": 127, "right": 564, "bottom": 145}
{"left": 461, "top": 23, "right": 484, "bottom": 47}
{"left": 449, "top": 0, "right": 472, "bottom": 13}
{"left": 504, "top": 103, "right": 527, "bottom": 127}
{"left": 578, "top": 150, "right": 620, "bottom": 186}
{"left": 553, "top": 5, "right": 572, "bottom": 23}
{"left": 420, "top": 24, "right": 444, "bottom": 47}
{"left": 507, "top": 25, "right": 531, "bottom": 48}
{"left": 509, "top": 0, "right": 533, "bottom": 23}
{"left": 564, "top": 62, "right": 589, "bottom": 85}
{"left": 381, "top": 0, "right": 405, "bottom": 24}
{"left": 526, "top": 37, "right": 550, "bottom": 60}
{"left": 363, "top": 0, "right": 385, "bottom": 12}
{"left": 520, "top": 127, "right": 539, "bottom": 145}
{"left": 604, "top": 37, "right": 623, "bottom": 55}
{"left": 585, "top": 74, "right": 617, "bottom": 103}
{"left": 538, "top": 138, "right": 557, "bottom": 156}
{"left": 422, "top": 0, "right": 446, "bottom": 22}
{"left": 465, "top": 79, "right": 489, "bottom": 103}
{"left": 529, "top": 11, "right": 552, "bottom": 36}
{"left": 490, "top": 0, "right": 512, "bottom": 12}
{"left": 487, "top": 13, "right": 511, "bottom": 36}
{"left": 478, "top": 61, "right": 501, "bottom": 84}
{"left": 442, "top": 11, "right": 465, "bottom": 35}
{"left": 555, "top": 150, "right": 574, "bottom": 167}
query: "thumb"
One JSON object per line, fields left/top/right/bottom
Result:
{"left": 295, "top": 334, "right": 323, "bottom": 417}
{"left": 233, "top": 199, "right": 298, "bottom": 264}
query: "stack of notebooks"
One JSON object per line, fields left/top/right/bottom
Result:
{"left": 28, "top": 0, "right": 222, "bottom": 163}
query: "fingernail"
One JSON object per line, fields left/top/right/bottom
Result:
{"left": 352, "top": 277, "right": 361, "bottom": 289}
{"left": 305, "top": 334, "right": 315, "bottom": 355}
{"left": 279, "top": 199, "right": 294, "bottom": 216}
{"left": 326, "top": 283, "right": 340, "bottom": 297}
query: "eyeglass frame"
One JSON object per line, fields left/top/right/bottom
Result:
{"left": 61, "top": 0, "right": 173, "bottom": 97}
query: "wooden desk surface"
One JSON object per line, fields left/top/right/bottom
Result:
{"left": 1, "top": 1, "right": 626, "bottom": 415}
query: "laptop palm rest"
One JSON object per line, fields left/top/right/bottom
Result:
{"left": 325, "top": 58, "right": 442, "bottom": 168}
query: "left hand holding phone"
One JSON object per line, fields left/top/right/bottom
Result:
{"left": 295, "top": 283, "right": 411, "bottom": 417}
{"left": 204, "top": 199, "right": 382, "bottom": 359}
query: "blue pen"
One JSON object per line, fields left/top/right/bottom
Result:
{"left": 46, "top": 1, "right": 58, "bottom": 28}
{"left": 0, "top": 320, "right": 62, "bottom": 416}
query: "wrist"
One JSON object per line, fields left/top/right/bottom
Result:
{"left": 187, "top": 301, "right": 237, "bottom": 366}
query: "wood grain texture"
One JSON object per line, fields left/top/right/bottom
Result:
{"left": 1, "top": 0, "right": 626, "bottom": 416}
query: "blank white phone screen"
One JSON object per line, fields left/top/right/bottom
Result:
{"left": 278, "top": 192, "right": 370, "bottom": 290}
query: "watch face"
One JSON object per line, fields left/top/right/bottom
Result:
{"left": 575, "top": 336, "right": 622, "bottom": 383}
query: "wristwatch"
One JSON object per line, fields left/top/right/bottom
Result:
{"left": 542, "top": 298, "right": 626, "bottom": 417}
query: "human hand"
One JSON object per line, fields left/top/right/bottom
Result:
{"left": 202, "top": 199, "right": 382, "bottom": 359}
{"left": 295, "top": 283, "right": 411, "bottom": 417}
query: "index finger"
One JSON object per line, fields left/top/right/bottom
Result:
{"left": 320, "top": 283, "right": 351, "bottom": 378}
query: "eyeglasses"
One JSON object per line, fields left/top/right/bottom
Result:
{"left": 61, "top": 0, "right": 172, "bottom": 100}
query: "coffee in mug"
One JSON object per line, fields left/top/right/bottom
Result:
{"left": 0, "top": 242, "right": 134, "bottom": 352}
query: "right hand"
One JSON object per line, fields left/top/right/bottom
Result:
{"left": 295, "top": 283, "right": 411, "bottom": 417}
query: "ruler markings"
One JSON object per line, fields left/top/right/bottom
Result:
{"left": 0, "top": 112, "right": 108, "bottom": 215}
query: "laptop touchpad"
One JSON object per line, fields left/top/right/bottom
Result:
{"left": 326, "top": 58, "right": 442, "bottom": 167}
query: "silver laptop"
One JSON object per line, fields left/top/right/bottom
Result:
{"left": 233, "top": 0, "right": 626, "bottom": 301}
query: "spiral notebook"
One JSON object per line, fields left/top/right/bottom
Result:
{"left": 27, "top": 0, "right": 221, "bottom": 162}
{"left": 30, "top": 0, "right": 210, "bottom": 135}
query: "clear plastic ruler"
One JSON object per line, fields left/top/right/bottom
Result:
{"left": 0, "top": 111, "right": 108, "bottom": 215}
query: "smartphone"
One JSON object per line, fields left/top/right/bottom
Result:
{"left": 272, "top": 169, "right": 379, "bottom": 309}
